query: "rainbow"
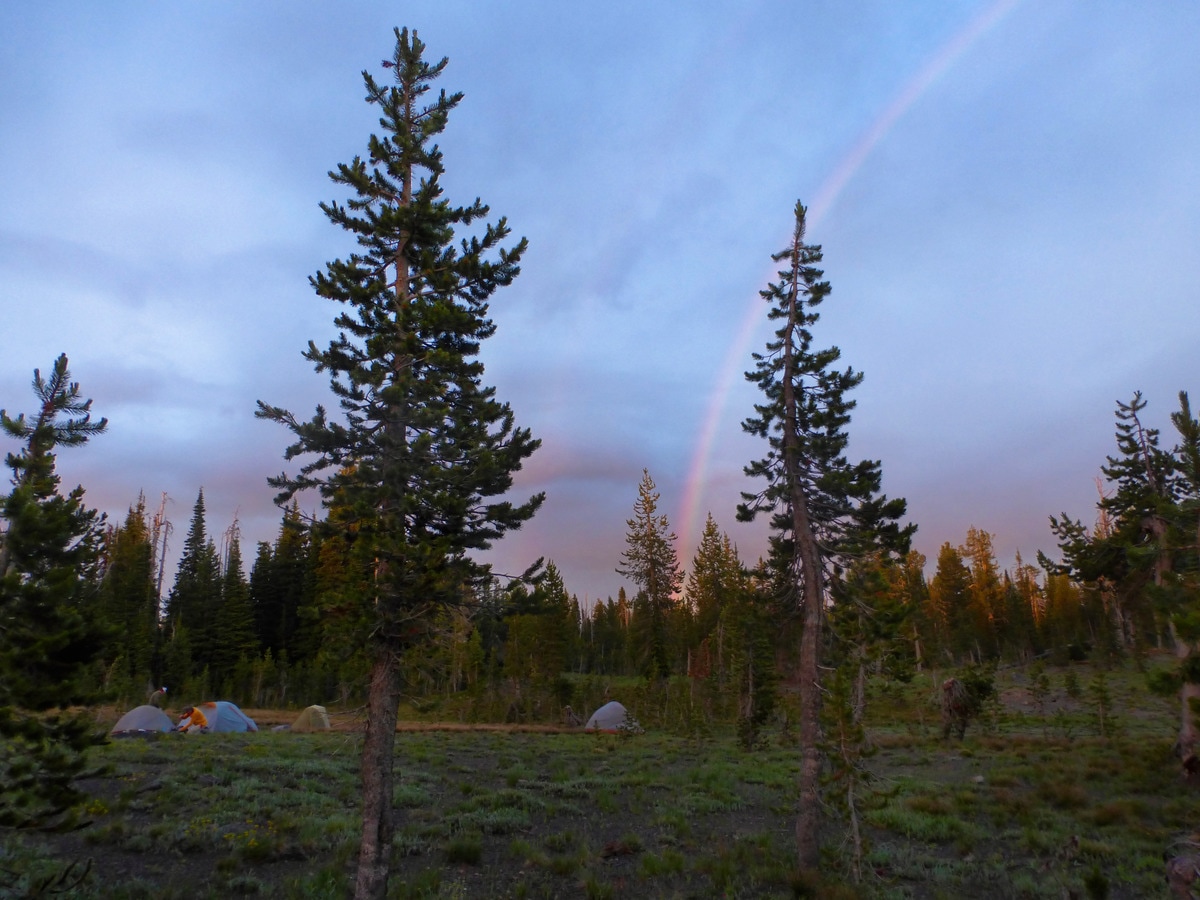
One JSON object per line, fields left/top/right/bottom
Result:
{"left": 677, "top": 0, "right": 1024, "bottom": 560}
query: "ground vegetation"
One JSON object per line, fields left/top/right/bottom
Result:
{"left": 1, "top": 660, "right": 1191, "bottom": 899}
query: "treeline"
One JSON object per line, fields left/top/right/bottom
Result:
{"left": 90, "top": 387, "right": 1199, "bottom": 734}
{"left": 96, "top": 490, "right": 1124, "bottom": 718}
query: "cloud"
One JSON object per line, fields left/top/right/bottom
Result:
{"left": 3, "top": 0, "right": 1199, "bottom": 605}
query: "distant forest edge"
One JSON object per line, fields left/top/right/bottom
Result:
{"left": 37, "top": 384, "right": 1199, "bottom": 721}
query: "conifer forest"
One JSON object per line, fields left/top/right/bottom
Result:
{"left": 2, "top": 15, "right": 1199, "bottom": 900}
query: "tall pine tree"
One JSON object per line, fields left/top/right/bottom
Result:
{"left": 0, "top": 354, "right": 109, "bottom": 829}
{"left": 616, "top": 469, "right": 683, "bottom": 680}
{"left": 211, "top": 523, "right": 258, "bottom": 696}
{"left": 98, "top": 494, "right": 160, "bottom": 693}
{"left": 928, "top": 542, "right": 973, "bottom": 664}
{"left": 738, "top": 202, "right": 911, "bottom": 870}
{"left": 686, "top": 513, "right": 742, "bottom": 647}
{"left": 256, "top": 28, "right": 542, "bottom": 899}
{"left": 1048, "top": 391, "right": 1200, "bottom": 771}
{"left": 250, "top": 503, "right": 312, "bottom": 665}
{"left": 686, "top": 514, "right": 746, "bottom": 686}
{"left": 165, "top": 489, "right": 221, "bottom": 691}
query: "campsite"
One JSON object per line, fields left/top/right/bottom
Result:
{"left": 3, "top": 660, "right": 1194, "bottom": 899}
{"left": 2, "top": 9, "right": 1199, "bottom": 900}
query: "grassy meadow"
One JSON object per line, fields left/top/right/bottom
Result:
{"left": 1, "top": 659, "right": 1194, "bottom": 899}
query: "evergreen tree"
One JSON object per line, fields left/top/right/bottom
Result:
{"left": 498, "top": 560, "right": 572, "bottom": 694}
{"left": 165, "top": 489, "right": 221, "bottom": 690}
{"left": 589, "top": 598, "right": 624, "bottom": 675}
{"left": 255, "top": 28, "right": 542, "bottom": 899}
{"left": 616, "top": 469, "right": 683, "bottom": 680}
{"left": 415, "top": 605, "right": 476, "bottom": 694}
{"left": 626, "top": 589, "right": 656, "bottom": 678}
{"left": 1039, "top": 571, "right": 1089, "bottom": 659}
{"left": 536, "top": 561, "right": 577, "bottom": 677}
{"left": 723, "top": 578, "right": 778, "bottom": 750}
{"left": 251, "top": 503, "right": 312, "bottom": 664}
{"left": 98, "top": 494, "right": 159, "bottom": 691}
{"left": 686, "top": 514, "right": 742, "bottom": 646}
{"left": 1048, "top": 392, "right": 1173, "bottom": 651}
{"left": 928, "top": 542, "right": 973, "bottom": 664}
{"left": 1003, "top": 553, "right": 1042, "bottom": 660}
{"left": 828, "top": 552, "right": 917, "bottom": 726}
{"left": 0, "top": 354, "right": 108, "bottom": 829}
{"left": 737, "top": 202, "right": 912, "bottom": 869}
{"left": 211, "top": 523, "right": 257, "bottom": 695}
{"left": 1049, "top": 391, "right": 1200, "bottom": 768}
{"left": 686, "top": 515, "right": 747, "bottom": 687}
{"left": 568, "top": 594, "right": 586, "bottom": 674}
{"left": 961, "top": 527, "right": 1003, "bottom": 660}
{"left": 248, "top": 539, "right": 274, "bottom": 648}
{"left": 307, "top": 504, "right": 374, "bottom": 698}
{"left": 613, "top": 586, "right": 633, "bottom": 674}
{"left": 894, "top": 550, "right": 931, "bottom": 671}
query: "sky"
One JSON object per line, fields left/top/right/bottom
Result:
{"left": 2, "top": 1, "right": 1198, "bottom": 604}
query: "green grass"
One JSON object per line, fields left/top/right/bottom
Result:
{"left": 444, "top": 832, "right": 483, "bottom": 865}
{"left": 4, "top": 659, "right": 1193, "bottom": 898}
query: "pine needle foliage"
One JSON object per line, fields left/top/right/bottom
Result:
{"left": 0, "top": 355, "right": 109, "bottom": 830}
{"left": 1047, "top": 390, "right": 1200, "bottom": 767}
{"left": 255, "top": 28, "right": 542, "bottom": 900}
{"left": 736, "top": 201, "right": 912, "bottom": 869}
{"left": 617, "top": 470, "right": 683, "bottom": 680}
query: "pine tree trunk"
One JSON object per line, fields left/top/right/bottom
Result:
{"left": 717, "top": 620, "right": 724, "bottom": 678}
{"left": 1101, "top": 580, "right": 1129, "bottom": 651}
{"left": 355, "top": 646, "right": 401, "bottom": 900}
{"left": 780, "top": 244, "right": 825, "bottom": 872}
{"left": 794, "top": 557, "right": 823, "bottom": 871}
{"left": 1173, "top": 628, "right": 1200, "bottom": 772}
{"left": 853, "top": 660, "right": 866, "bottom": 726}
{"left": 847, "top": 777, "right": 863, "bottom": 884}
{"left": 786, "top": 395, "right": 825, "bottom": 869}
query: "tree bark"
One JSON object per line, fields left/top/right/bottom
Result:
{"left": 793, "top": 535, "right": 823, "bottom": 871}
{"left": 777, "top": 220, "right": 825, "bottom": 873}
{"left": 853, "top": 660, "right": 866, "bottom": 726}
{"left": 354, "top": 647, "right": 401, "bottom": 900}
{"left": 781, "top": 257, "right": 825, "bottom": 871}
{"left": 354, "top": 80, "right": 414, "bottom": 899}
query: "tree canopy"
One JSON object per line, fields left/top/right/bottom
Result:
{"left": 255, "top": 28, "right": 543, "bottom": 899}
{"left": 0, "top": 355, "right": 108, "bottom": 829}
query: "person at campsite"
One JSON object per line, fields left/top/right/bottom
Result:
{"left": 177, "top": 705, "right": 209, "bottom": 733}
{"left": 148, "top": 686, "right": 167, "bottom": 708}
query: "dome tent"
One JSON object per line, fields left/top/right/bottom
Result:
{"left": 110, "top": 704, "right": 173, "bottom": 736}
{"left": 584, "top": 700, "right": 641, "bottom": 733}
{"left": 274, "top": 705, "right": 332, "bottom": 732}
{"left": 290, "top": 705, "right": 331, "bottom": 733}
{"left": 176, "top": 701, "right": 258, "bottom": 733}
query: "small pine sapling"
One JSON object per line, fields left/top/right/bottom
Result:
{"left": 820, "top": 665, "right": 879, "bottom": 883}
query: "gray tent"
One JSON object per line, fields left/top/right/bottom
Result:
{"left": 585, "top": 700, "right": 639, "bottom": 732}
{"left": 110, "top": 704, "right": 173, "bottom": 736}
{"left": 177, "top": 701, "right": 258, "bottom": 733}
